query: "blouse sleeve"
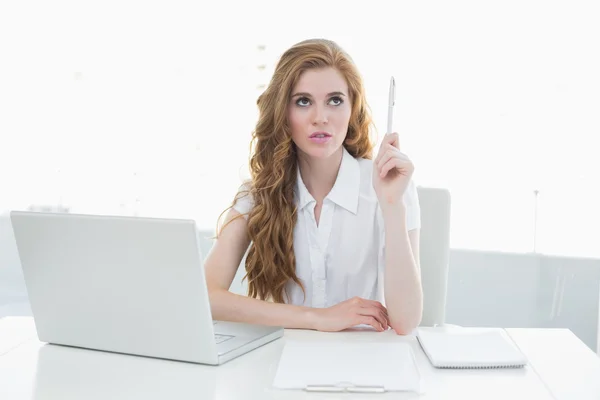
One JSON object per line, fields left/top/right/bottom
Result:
{"left": 231, "top": 181, "right": 255, "bottom": 218}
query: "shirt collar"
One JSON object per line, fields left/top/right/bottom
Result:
{"left": 295, "top": 147, "right": 361, "bottom": 214}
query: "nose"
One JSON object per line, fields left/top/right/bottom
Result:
{"left": 312, "top": 104, "right": 328, "bottom": 126}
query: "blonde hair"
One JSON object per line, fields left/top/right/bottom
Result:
{"left": 218, "top": 39, "right": 375, "bottom": 303}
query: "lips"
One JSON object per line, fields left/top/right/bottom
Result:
{"left": 309, "top": 132, "right": 332, "bottom": 138}
{"left": 308, "top": 131, "right": 332, "bottom": 144}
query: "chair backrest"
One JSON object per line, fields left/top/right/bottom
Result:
{"left": 198, "top": 186, "right": 452, "bottom": 326}
{"left": 416, "top": 186, "right": 452, "bottom": 327}
{"left": 597, "top": 282, "right": 600, "bottom": 355}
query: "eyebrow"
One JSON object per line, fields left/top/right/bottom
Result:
{"left": 291, "top": 91, "right": 347, "bottom": 98}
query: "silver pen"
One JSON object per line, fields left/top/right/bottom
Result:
{"left": 387, "top": 76, "right": 396, "bottom": 134}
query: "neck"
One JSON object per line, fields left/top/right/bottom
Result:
{"left": 297, "top": 147, "right": 344, "bottom": 202}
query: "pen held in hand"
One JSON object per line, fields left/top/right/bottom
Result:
{"left": 387, "top": 76, "right": 395, "bottom": 134}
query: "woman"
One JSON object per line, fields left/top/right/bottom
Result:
{"left": 205, "top": 38, "right": 422, "bottom": 335}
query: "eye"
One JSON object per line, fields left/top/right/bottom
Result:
{"left": 328, "top": 96, "right": 344, "bottom": 106}
{"left": 295, "top": 97, "right": 311, "bottom": 107}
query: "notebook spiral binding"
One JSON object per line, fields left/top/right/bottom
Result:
{"left": 436, "top": 363, "right": 526, "bottom": 369}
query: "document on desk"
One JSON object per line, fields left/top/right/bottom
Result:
{"left": 272, "top": 340, "right": 424, "bottom": 393}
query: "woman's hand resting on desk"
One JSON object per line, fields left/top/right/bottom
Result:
{"left": 312, "top": 297, "right": 389, "bottom": 332}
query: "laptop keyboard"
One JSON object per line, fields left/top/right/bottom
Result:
{"left": 214, "top": 333, "right": 234, "bottom": 344}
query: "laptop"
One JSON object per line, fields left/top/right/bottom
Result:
{"left": 9, "top": 210, "right": 283, "bottom": 365}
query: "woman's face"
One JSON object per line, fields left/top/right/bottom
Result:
{"left": 288, "top": 67, "right": 352, "bottom": 160}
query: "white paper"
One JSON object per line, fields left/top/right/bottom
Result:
{"left": 272, "top": 340, "right": 423, "bottom": 393}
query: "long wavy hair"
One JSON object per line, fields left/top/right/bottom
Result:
{"left": 218, "top": 38, "right": 375, "bottom": 303}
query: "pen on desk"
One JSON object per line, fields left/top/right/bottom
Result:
{"left": 387, "top": 76, "right": 396, "bottom": 134}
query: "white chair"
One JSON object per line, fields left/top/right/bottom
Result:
{"left": 416, "top": 186, "right": 451, "bottom": 327}
{"left": 198, "top": 186, "right": 452, "bottom": 327}
{"left": 597, "top": 282, "right": 600, "bottom": 355}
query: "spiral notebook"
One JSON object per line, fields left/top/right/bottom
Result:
{"left": 416, "top": 327, "right": 528, "bottom": 369}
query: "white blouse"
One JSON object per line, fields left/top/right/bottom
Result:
{"left": 232, "top": 147, "right": 421, "bottom": 308}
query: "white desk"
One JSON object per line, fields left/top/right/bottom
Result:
{"left": 1, "top": 317, "right": 599, "bottom": 400}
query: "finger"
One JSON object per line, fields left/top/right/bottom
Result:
{"left": 357, "top": 307, "right": 389, "bottom": 330}
{"left": 383, "top": 132, "right": 400, "bottom": 149}
{"left": 376, "top": 146, "right": 409, "bottom": 170}
{"left": 386, "top": 144, "right": 410, "bottom": 161}
{"left": 374, "top": 305, "right": 389, "bottom": 325}
{"left": 375, "top": 133, "right": 400, "bottom": 163}
{"left": 361, "top": 299, "right": 388, "bottom": 318}
{"left": 357, "top": 316, "right": 384, "bottom": 332}
{"left": 376, "top": 148, "right": 399, "bottom": 172}
{"left": 379, "top": 157, "right": 405, "bottom": 178}
{"left": 358, "top": 298, "right": 388, "bottom": 315}
{"left": 356, "top": 307, "right": 388, "bottom": 328}
{"left": 374, "top": 310, "right": 390, "bottom": 330}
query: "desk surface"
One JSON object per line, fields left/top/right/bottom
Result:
{"left": 1, "top": 317, "right": 599, "bottom": 400}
